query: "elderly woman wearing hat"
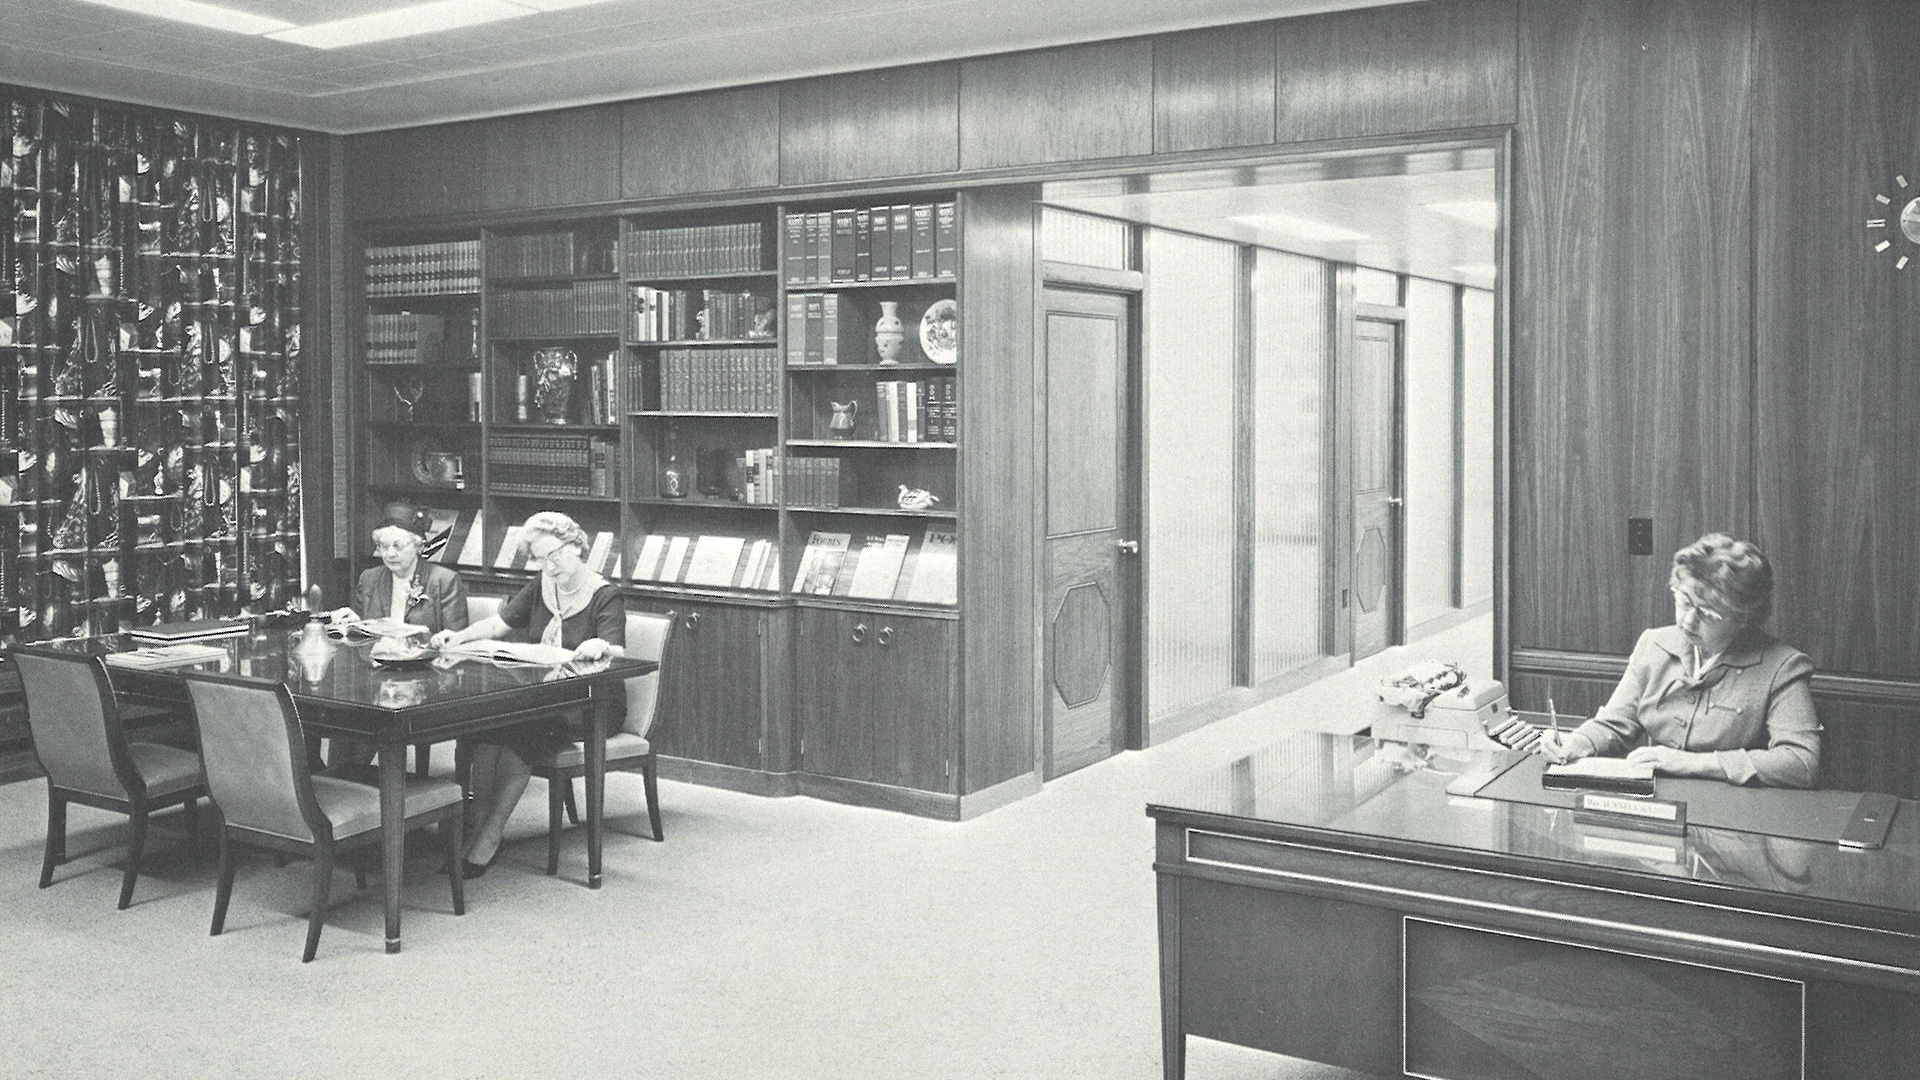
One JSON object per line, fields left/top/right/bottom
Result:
{"left": 330, "top": 501, "right": 470, "bottom": 635}
{"left": 325, "top": 502, "right": 469, "bottom": 771}
{"left": 1535, "top": 533, "right": 1821, "bottom": 788}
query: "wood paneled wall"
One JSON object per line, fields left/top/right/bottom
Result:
{"left": 1752, "top": 0, "right": 1920, "bottom": 678}
{"left": 1512, "top": 0, "right": 1755, "bottom": 656}
{"left": 345, "top": 0, "right": 1517, "bottom": 222}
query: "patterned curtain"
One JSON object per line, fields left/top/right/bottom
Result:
{"left": 0, "top": 92, "right": 305, "bottom": 641}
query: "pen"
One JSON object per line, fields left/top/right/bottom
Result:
{"left": 1548, "top": 697, "right": 1559, "bottom": 744}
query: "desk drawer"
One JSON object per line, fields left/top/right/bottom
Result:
{"left": 1404, "top": 917, "right": 1803, "bottom": 1080}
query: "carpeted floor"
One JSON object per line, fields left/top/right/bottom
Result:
{"left": 0, "top": 619, "right": 1488, "bottom": 1080}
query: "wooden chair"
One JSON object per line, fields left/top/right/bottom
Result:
{"left": 530, "top": 610, "right": 673, "bottom": 875}
{"left": 182, "top": 670, "right": 465, "bottom": 962}
{"left": 13, "top": 645, "right": 207, "bottom": 910}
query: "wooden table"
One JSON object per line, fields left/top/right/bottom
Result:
{"left": 1149, "top": 733, "right": 1920, "bottom": 1079}
{"left": 52, "top": 627, "right": 651, "bottom": 954}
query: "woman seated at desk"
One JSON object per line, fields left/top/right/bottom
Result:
{"left": 328, "top": 502, "right": 468, "bottom": 771}
{"left": 429, "top": 511, "right": 623, "bottom": 878}
{"left": 1535, "top": 533, "right": 1821, "bottom": 788}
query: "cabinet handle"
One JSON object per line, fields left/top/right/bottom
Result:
{"left": 876, "top": 625, "right": 894, "bottom": 647}
{"left": 684, "top": 611, "right": 701, "bottom": 632}
{"left": 851, "top": 622, "right": 868, "bottom": 644}
{"left": 663, "top": 609, "right": 678, "bottom": 623}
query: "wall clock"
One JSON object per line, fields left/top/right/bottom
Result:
{"left": 1867, "top": 174, "right": 1920, "bottom": 269}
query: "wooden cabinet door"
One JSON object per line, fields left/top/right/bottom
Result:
{"left": 633, "top": 598, "right": 765, "bottom": 770}
{"left": 794, "top": 608, "right": 875, "bottom": 782}
{"left": 868, "top": 616, "right": 955, "bottom": 792}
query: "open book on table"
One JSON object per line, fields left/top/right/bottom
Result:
{"left": 328, "top": 617, "right": 429, "bottom": 640}
{"left": 434, "top": 639, "right": 575, "bottom": 666}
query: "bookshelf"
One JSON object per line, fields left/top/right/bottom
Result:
{"left": 351, "top": 189, "right": 1001, "bottom": 816}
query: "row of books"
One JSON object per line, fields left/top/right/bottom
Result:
{"left": 783, "top": 455, "right": 842, "bottom": 508}
{"left": 784, "top": 293, "right": 843, "bottom": 365}
{"left": 365, "top": 312, "right": 445, "bottom": 366}
{"left": 791, "top": 528, "right": 956, "bottom": 605}
{"left": 576, "top": 350, "right": 620, "bottom": 425}
{"left": 870, "top": 377, "right": 956, "bottom": 443}
{"left": 485, "top": 230, "right": 616, "bottom": 280}
{"left": 485, "top": 433, "right": 617, "bottom": 497}
{"left": 364, "top": 240, "right": 479, "bottom": 297}
{"left": 651, "top": 347, "right": 779, "bottom": 413}
{"left": 784, "top": 203, "right": 956, "bottom": 285}
{"left": 492, "top": 280, "right": 621, "bottom": 337}
{"left": 623, "top": 222, "right": 767, "bottom": 278}
{"left": 633, "top": 534, "right": 781, "bottom": 591}
{"left": 629, "top": 286, "right": 777, "bottom": 342}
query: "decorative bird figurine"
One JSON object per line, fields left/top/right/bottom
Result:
{"left": 897, "top": 485, "right": 940, "bottom": 511}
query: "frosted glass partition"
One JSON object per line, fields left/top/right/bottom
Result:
{"left": 1404, "top": 278, "right": 1459, "bottom": 629}
{"left": 1251, "top": 249, "right": 1330, "bottom": 680}
{"left": 1461, "top": 288, "right": 1496, "bottom": 606}
{"left": 1353, "top": 266, "right": 1401, "bottom": 306}
{"left": 1145, "top": 230, "right": 1237, "bottom": 721}
{"left": 1041, "top": 206, "right": 1131, "bottom": 269}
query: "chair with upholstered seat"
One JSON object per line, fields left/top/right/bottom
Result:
{"left": 530, "top": 610, "right": 672, "bottom": 875}
{"left": 182, "top": 670, "right": 465, "bottom": 962}
{"left": 409, "top": 594, "right": 504, "bottom": 779}
{"left": 13, "top": 644, "right": 207, "bottom": 910}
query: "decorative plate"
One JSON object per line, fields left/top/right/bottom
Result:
{"left": 408, "top": 437, "right": 437, "bottom": 486}
{"left": 919, "top": 299, "right": 958, "bottom": 365}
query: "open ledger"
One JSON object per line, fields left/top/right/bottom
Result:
{"left": 434, "top": 640, "right": 575, "bottom": 666}
{"left": 1542, "top": 756, "right": 1657, "bottom": 796}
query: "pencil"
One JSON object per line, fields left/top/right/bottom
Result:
{"left": 1548, "top": 697, "right": 1559, "bottom": 738}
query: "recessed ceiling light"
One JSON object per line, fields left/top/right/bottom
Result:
{"left": 1425, "top": 200, "right": 1499, "bottom": 230}
{"left": 1228, "top": 212, "right": 1371, "bottom": 244}
{"left": 71, "top": 0, "right": 294, "bottom": 35}
{"left": 265, "top": 0, "right": 533, "bottom": 50}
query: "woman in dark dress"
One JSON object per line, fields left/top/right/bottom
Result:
{"left": 430, "top": 512, "right": 623, "bottom": 876}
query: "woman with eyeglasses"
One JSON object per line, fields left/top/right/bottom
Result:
{"left": 1533, "top": 533, "right": 1821, "bottom": 787}
{"left": 326, "top": 502, "right": 469, "bottom": 771}
{"left": 429, "top": 511, "right": 624, "bottom": 877}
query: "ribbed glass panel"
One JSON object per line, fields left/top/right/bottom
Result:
{"left": 1145, "top": 229, "right": 1237, "bottom": 721}
{"left": 1251, "top": 248, "right": 1329, "bottom": 681}
{"left": 1461, "top": 287, "right": 1496, "bottom": 606}
{"left": 1040, "top": 207, "right": 1131, "bottom": 269}
{"left": 1353, "top": 266, "right": 1401, "bottom": 305}
{"left": 1404, "top": 277, "right": 1458, "bottom": 630}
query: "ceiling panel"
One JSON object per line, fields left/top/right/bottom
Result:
{"left": 0, "top": 0, "right": 1416, "bottom": 133}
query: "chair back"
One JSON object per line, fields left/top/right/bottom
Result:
{"left": 183, "top": 672, "right": 327, "bottom": 844}
{"left": 622, "top": 611, "right": 674, "bottom": 739}
{"left": 12, "top": 646, "right": 136, "bottom": 800}
{"left": 467, "top": 594, "right": 503, "bottom": 625}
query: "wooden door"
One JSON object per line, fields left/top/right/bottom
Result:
{"left": 794, "top": 607, "right": 873, "bottom": 781}
{"left": 868, "top": 615, "right": 955, "bottom": 792}
{"left": 630, "top": 598, "right": 766, "bottom": 769}
{"left": 1350, "top": 318, "right": 1403, "bottom": 660}
{"left": 1041, "top": 287, "right": 1136, "bottom": 778}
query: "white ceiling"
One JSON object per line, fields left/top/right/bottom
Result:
{"left": 1045, "top": 148, "right": 1500, "bottom": 289}
{"left": 0, "top": 0, "right": 1411, "bottom": 134}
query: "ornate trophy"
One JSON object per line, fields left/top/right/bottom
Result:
{"left": 530, "top": 347, "right": 578, "bottom": 424}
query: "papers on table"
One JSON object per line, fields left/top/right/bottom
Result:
{"left": 326, "top": 617, "right": 429, "bottom": 640}
{"left": 105, "top": 643, "right": 227, "bottom": 670}
{"left": 1543, "top": 756, "right": 1657, "bottom": 795}
{"left": 434, "top": 640, "right": 575, "bottom": 666}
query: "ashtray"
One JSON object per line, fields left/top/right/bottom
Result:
{"left": 369, "top": 638, "right": 435, "bottom": 667}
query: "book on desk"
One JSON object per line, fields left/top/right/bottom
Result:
{"left": 127, "top": 618, "right": 248, "bottom": 644}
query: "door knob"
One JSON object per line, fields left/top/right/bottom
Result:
{"left": 876, "top": 625, "right": 894, "bottom": 647}
{"left": 851, "top": 622, "right": 868, "bottom": 644}
{"left": 1116, "top": 539, "right": 1141, "bottom": 554}
{"left": 1385, "top": 497, "right": 1404, "bottom": 507}
{"left": 683, "top": 611, "right": 701, "bottom": 632}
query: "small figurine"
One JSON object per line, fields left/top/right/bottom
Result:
{"left": 897, "top": 485, "right": 940, "bottom": 511}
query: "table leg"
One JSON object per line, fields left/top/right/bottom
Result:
{"left": 1158, "top": 872, "right": 1184, "bottom": 1080}
{"left": 381, "top": 746, "right": 404, "bottom": 953}
{"left": 586, "top": 693, "right": 607, "bottom": 890}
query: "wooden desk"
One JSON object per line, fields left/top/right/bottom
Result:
{"left": 44, "top": 628, "right": 651, "bottom": 953}
{"left": 1149, "top": 734, "right": 1920, "bottom": 1079}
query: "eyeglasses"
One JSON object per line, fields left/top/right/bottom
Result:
{"left": 527, "top": 542, "right": 576, "bottom": 568}
{"left": 372, "top": 541, "right": 418, "bottom": 556}
{"left": 1671, "top": 587, "right": 1727, "bottom": 623}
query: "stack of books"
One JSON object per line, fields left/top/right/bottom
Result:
{"left": 129, "top": 617, "right": 249, "bottom": 644}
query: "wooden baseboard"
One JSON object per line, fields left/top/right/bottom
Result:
{"left": 795, "top": 772, "right": 960, "bottom": 820}
{"left": 657, "top": 756, "right": 798, "bottom": 797}
{"left": 1147, "top": 653, "right": 1351, "bottom": 747}
{"left": 958, "top": 770, "right": 1042, "bottom": 820}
